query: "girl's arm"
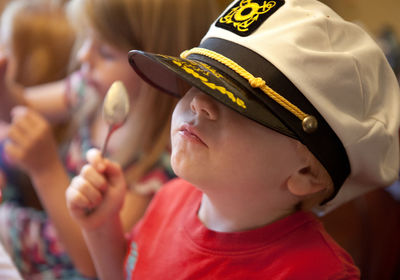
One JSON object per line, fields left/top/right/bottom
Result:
{"left": 0, "top": 56, "right": 72, "bottom": 123}
{"left": 29, "top": 156, "right": 99, "bottom": 276}
{"left": 24, "top": 80, "right": 71, "bottom": 123}
{"left": 4, "top": 107, "right": 97, "bottom": 276}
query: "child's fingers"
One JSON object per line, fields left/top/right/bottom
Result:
{"left": 69, "top": 176, "right": 103, "bottom": 208}
{"left": 3, "top": 140, "right": 23, "bottom": 164}
{"left": 22, "top": 107, "right": 45, "bottom": 124}
{"left": 10, "top": 106, "right": 31, "bottom": 126}
{"left": 10, "top": 105, "right": 28, "bottom": 117}
{"left": 10, "top": 107, "right": 45, "bottom": 136}
{"left": 86, "top": 148, "right": 106, "bottom": 172}
{"left": 66, "top": 180, "right": 92, "bottom": 210}
{"left": 0, "top": 121, "right": 9, "bottom": 140}
{"left": 104, "top": 159, "right": 123, "bottom": 176}
{"left": 7, "top": 107, "right": 33, "bottom": 147}
{"left": 6, "top": 124, "right": 26, "bottom": 146}
{"left": 80, "top": 164, "right": 108, "bottom": 193}
{"left": 103, "top": 159, "right": 125, "bottom": 186}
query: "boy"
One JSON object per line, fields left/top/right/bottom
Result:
{"left": 66, "top": 0, "right": 399, "bottom": 279}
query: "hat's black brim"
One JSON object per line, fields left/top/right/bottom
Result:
{"left": 128, "top": 50, "right": 296, "bottom": 139}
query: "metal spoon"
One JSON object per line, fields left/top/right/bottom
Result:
{"left": 101, "top": 80, "right": 130, "bottom": 156}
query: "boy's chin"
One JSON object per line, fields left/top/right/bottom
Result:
{"left": 171, "top": 161, "right": 207, "bottom": 187}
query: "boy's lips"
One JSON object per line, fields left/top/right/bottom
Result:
{"left": 178, "top": 124, "right": 208, "bottom": 147}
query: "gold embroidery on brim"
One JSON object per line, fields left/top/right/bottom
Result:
{"left": 159, "top": 55, "right": 212, "bottom": 77}
{"left": 199, "top": 62, "right": 224, "bottom": 78}
{"left": 219, "top": 0, "right": 277, "bottom": 32}
{"left": 181, "top": 48, "right": 318, "bottom": 133}
{"left": 172, "top": 59, "right": 246, "bottom": 109}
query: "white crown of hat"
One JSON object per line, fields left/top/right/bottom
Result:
{"left": 202, "top": 0, "right": 400, "bottom": 213}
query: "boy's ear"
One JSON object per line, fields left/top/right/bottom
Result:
{"left": 287, "top": 166, "right": 326, "bottom": 196}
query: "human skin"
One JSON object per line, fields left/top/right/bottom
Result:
{"left": 170, "top": 87, "right": 305, "bottom": 232}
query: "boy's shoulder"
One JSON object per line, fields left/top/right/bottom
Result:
{"left": 279, "top": 211, "right": 360, "bottom": 278}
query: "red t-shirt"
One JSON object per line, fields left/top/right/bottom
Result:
{"left": 125, "top": 178, "right": 360, "bottom": 279}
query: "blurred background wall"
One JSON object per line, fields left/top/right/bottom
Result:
{"left": 320, "top": 0, "right": 400, "bottom": 39}
{"left": 218, "top": 0, "right": 400, "bottom": 38}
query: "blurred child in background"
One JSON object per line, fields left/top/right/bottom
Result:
{"left": 0, "top": 0, "right": 220, "bottom": 278}
{"left": 0, "top": 0, "right": 76, "bottom": 210}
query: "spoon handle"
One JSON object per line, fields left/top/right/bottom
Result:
{"left": 101, "top": 126, "right": 114, "bottom": 157}
{"left": 84, "top": 126, "right": 113, "bottom": 216}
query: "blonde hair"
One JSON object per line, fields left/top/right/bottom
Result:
{"left": 295, "top": 142, "right": 335, "bottom": 210}
{"left": 1, "top": 0, "right": 75, "bottom": 86}
{"left": 0, "top": 0, "right": 10, "bottom": 14}
{"left": 67, "top": 0, "right": 220, "bottom": 183}
{"left": 0, "top": 0, "right": 75, "bottom": 209}
{"left": 0, "top": 0, "right": 76, "bottom": 144}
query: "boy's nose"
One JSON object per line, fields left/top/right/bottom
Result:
{"left": 189, "top": 92, "right": 218, "bottom": 120}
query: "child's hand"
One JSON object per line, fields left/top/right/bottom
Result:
{"left": 0, "top": 121, "right": 9, "bottom": 141}
{"left": 66, "top": 148, "right": 127, "bottom": 230}
{"left": 3, "top": 106, "right": 59, "bottom": 176}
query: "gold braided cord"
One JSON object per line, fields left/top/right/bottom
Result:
{"left": 180, "top": 48, "right": 308, "bottom": 121}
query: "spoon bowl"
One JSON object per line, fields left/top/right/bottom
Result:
{"left": 101, "top": 80, "right": 130, "bottom": 156}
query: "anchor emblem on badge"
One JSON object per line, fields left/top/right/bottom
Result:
{"left": 219, "top": 0, "right": 277, "bottom": 33}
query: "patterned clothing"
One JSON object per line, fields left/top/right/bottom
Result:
{"left": 0, "top": 75, "right": 174, "bottom": 279}
{"left": 0, "top": 204, "right": 83, "bottom": 280}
